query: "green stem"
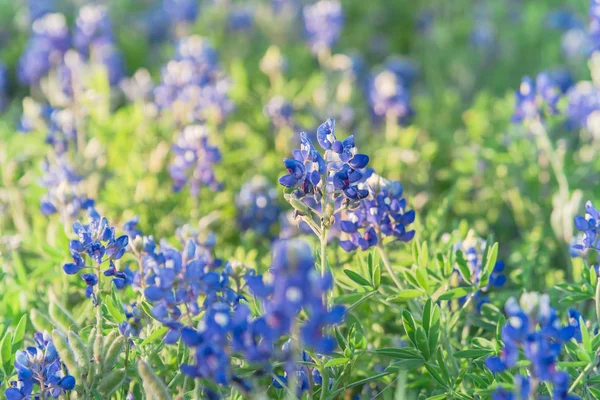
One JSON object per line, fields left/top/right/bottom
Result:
{"left": 346, "top": 291, "right": 378, "bottom": 312}
{"left": 376, "top": 244, "right": 404, "bottom": 291}
{"left": 595, "top": 276, "right": 600, "bottom": 324}
{"left": 319, "top": 362, "right": 329, "bottom": 400}
{"left": 569, "top": 362, "right": 593, "bottom": 393}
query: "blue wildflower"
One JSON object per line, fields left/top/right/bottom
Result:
{"left": 18, "top": 13, "right": 69, "bottom": 86}
{"left": 486, "top": 294, "right": 580, "bottom": 386}
{"left": 303, "top": 0, "right": 344, "bottom": 54}
{"left": 169, "top": 125, "right": 222, "bottom": 195}
{"left": 245, "top": 239, "right": 345, "bottom": 353}
{"left": 279, "top": 118, "right": 369, "bottom": 202}
{"left": 573, "top": 200, "right": 600, "bottom": 252}
{"left": 264, "top": 96, "right": 294, "bottom": 129}
{"left": 236, "top": 176, "right": 281, "bottom": 237}
{"left": 367, "top": 57, "right": 417, "bottom": 125}
{"left": 39, "top": 157, "right": 95, "bottom": 221}
{"left": 339, "top": 173, "right": 414, "bottom": 252}
{"left": 5, "top": 332, "right": 76, "bottom": 400}
{"left": 63, "top": 208, "right": 129, "bottom": 300}
{"left": 154, "top": 36, "right": 232, "bottom": 125}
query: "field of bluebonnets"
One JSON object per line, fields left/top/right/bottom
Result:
{"left": 3, "top": 0, "right": 600, "bottom": 398}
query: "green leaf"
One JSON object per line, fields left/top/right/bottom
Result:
{"left": 426, "top": 395, "right": 448, "bottom": 400}
{"left": 438, "top": 287, "right": 473, "bottom": 301}
{"left": 424, "top": 362, "right": 447, "bottom": 388}
{"left": 412, "top": 241, "right": 420, "bottom": 266}
{"left": 324, "top": 357, "right": 350, "bottom": 367}
{"left": 455, "top": 250, "right": 472, "bottom": 285}
{"left": 423, "top": 299, "right": 433, "bottom": 334}
{"left": 11, "top": 314, "right": 27, "bottom": 349}
{"left": 387, "top": 289, "right": 424, "bottom": 302}
{"left": 343, "top": 269, "right": 371, "bottom": 287}
{"left": 372, "top": 264, "right": 381, "bottom": 289}
{"left": 437, "top": 348, "right": 450, "bottom": 384}
{"left": 1, "top": 331, "right": 13, "bottom": 370}
{"left": 418, "top": 242, "right": 429, "bottom": 269}
{"left": 402, "top": 311, "right": 417, "bottom": 346}
{"left": 386, "top": 358, "right": 425, "bottom": 372}
{"left": 484, "top": 243, "right": 499, "bottom": 278}
{"left": 140, "top": 326, "right": 169, "bottom": 347}
{"left": 415, "top": 327, "right": 430, "bottom": 360}
{"left": 374, "top": 348, "right": 422, "bottom": 360}
{"left": 453, "top": 349, "right": 494, "bottom": 359}
{"left": 581, "top": 316, "right": 592, "bottom": 354}
{"left": 415, "top": 267, "right": 429, "bottom": 292}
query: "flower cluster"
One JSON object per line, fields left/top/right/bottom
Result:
{"left": 236, "top": 176, "right": 281, "bottom": 237}
{"left": 512, "top": 72, "right": 573, "bottom": 123}
{"left": 5, "top": 332, "right": 76, "bottom": 400}
{"left": 154, "top": 35, "right": 232, "bottom": 125}
{"left": 303, "top": 0, "right": 344, "bottom": 55}
{"left": 367, "top": 57, "right": 417, "bottom": 125}
{"left": 18, "top": 13, "right": 69, "bottom": 86}
{"left": 40, "top": 157, "right": 95, "bottom": 221}
{"left": 566, "top": 81, "right": 600, "bottom": 135}
{"left": 279, "top": 118, "right": 370, "bottom": 203}
{"left": 169, "top": 125, "right": 222, "bottom": 195}
{"left": 19, "top": 6, "right": 123, "bottom": 90}
{"left": 339, "top": 173, "right": 415, "bottom": 252}
{"left": 63, "top": 208, "right": 129, "bottom": 300}
{"left": 141, "top": 238, "right": 237, "bottom": 344}
{"left": 486, "top": 294, "right": 581, "bottom": 396}
{"left": 573, "top": 200, "right": 600, "bottom": 252}
{"left": 245, "top": 239, "right": 345, "bottom": 354}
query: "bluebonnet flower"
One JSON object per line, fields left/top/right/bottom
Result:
{"left": 0, "top": 62, "right": 8, "bottom": 112}
{"left": 5, "top": 332, "right": 76, "bottom": 400}
{"left": 573, "top": 200, "right": 600, "bottom": 252}
{"left": 367, "top": 57, "right": 417, "bottom": 125}
{"left": 339, "top": 173, "right": 415, "bottom": 252}
{"left": 245, "top": 239, "right": 345, "bottom": 354}
{"left": 164, "top": 0, "right": 199, "bottom": 25}
{"left": 141, "top": 237, "right": 236, "bottom": 344}
{"left": 228, "top": 8, "right": 254, "bottom": 32}
{"left": 591, "top": 0, "right": 600, "bottom": 54}
{"left": 28, "top": 0, "right": 54, "bottom": 21}
{"left": 470, "top": 4, "right": 496, "bottom": 50}
{"left": 512, "top": 72, "right": 572, "bottom": 123}
{"left": 73, "top": 5, "right": 114, "bottom": 55}
{"left": 485, "top": 294, "right": 581, "bottom": 387}
{"left": 123, "top": 216, "right": 143, "bottom": 240}
{"left": 264, "top": 96, "right": 294, "bottom": 129}
{"left": 279, "top": 118, "right": 370, "bottom": 202}
{"left": 119, "top": 303, "right": 144, "bottom": 337}
{"left": 303, "top": 0, "right": 344, "bottom": 54}
{"left": 545, "top": 8, "right": 584, "bottom": 31}
{"left": 565, "top": 82, "right": 600, "bottom": 133}
{"left": 449, "top": 232, "right": 506, "bottom": 310}
{"left": 236, "top": 176, "right": 281, "bottom": 237}
{"left": 169, "top": 125, "right": 222, "bottom": 195}
{"left": 18, "top": 13, "right": 69, "bottom": 86}
{"left": 63, "top": 208, "right": 129, "bottom": 300}
{"left": 154, "top": 36, "right": 232, "bottom": 125}
{"left": 491, "top": 374, "right": 530, "bottom": 400}
{"left": 39, "top": 157, "right": 95, "bottom": 220}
